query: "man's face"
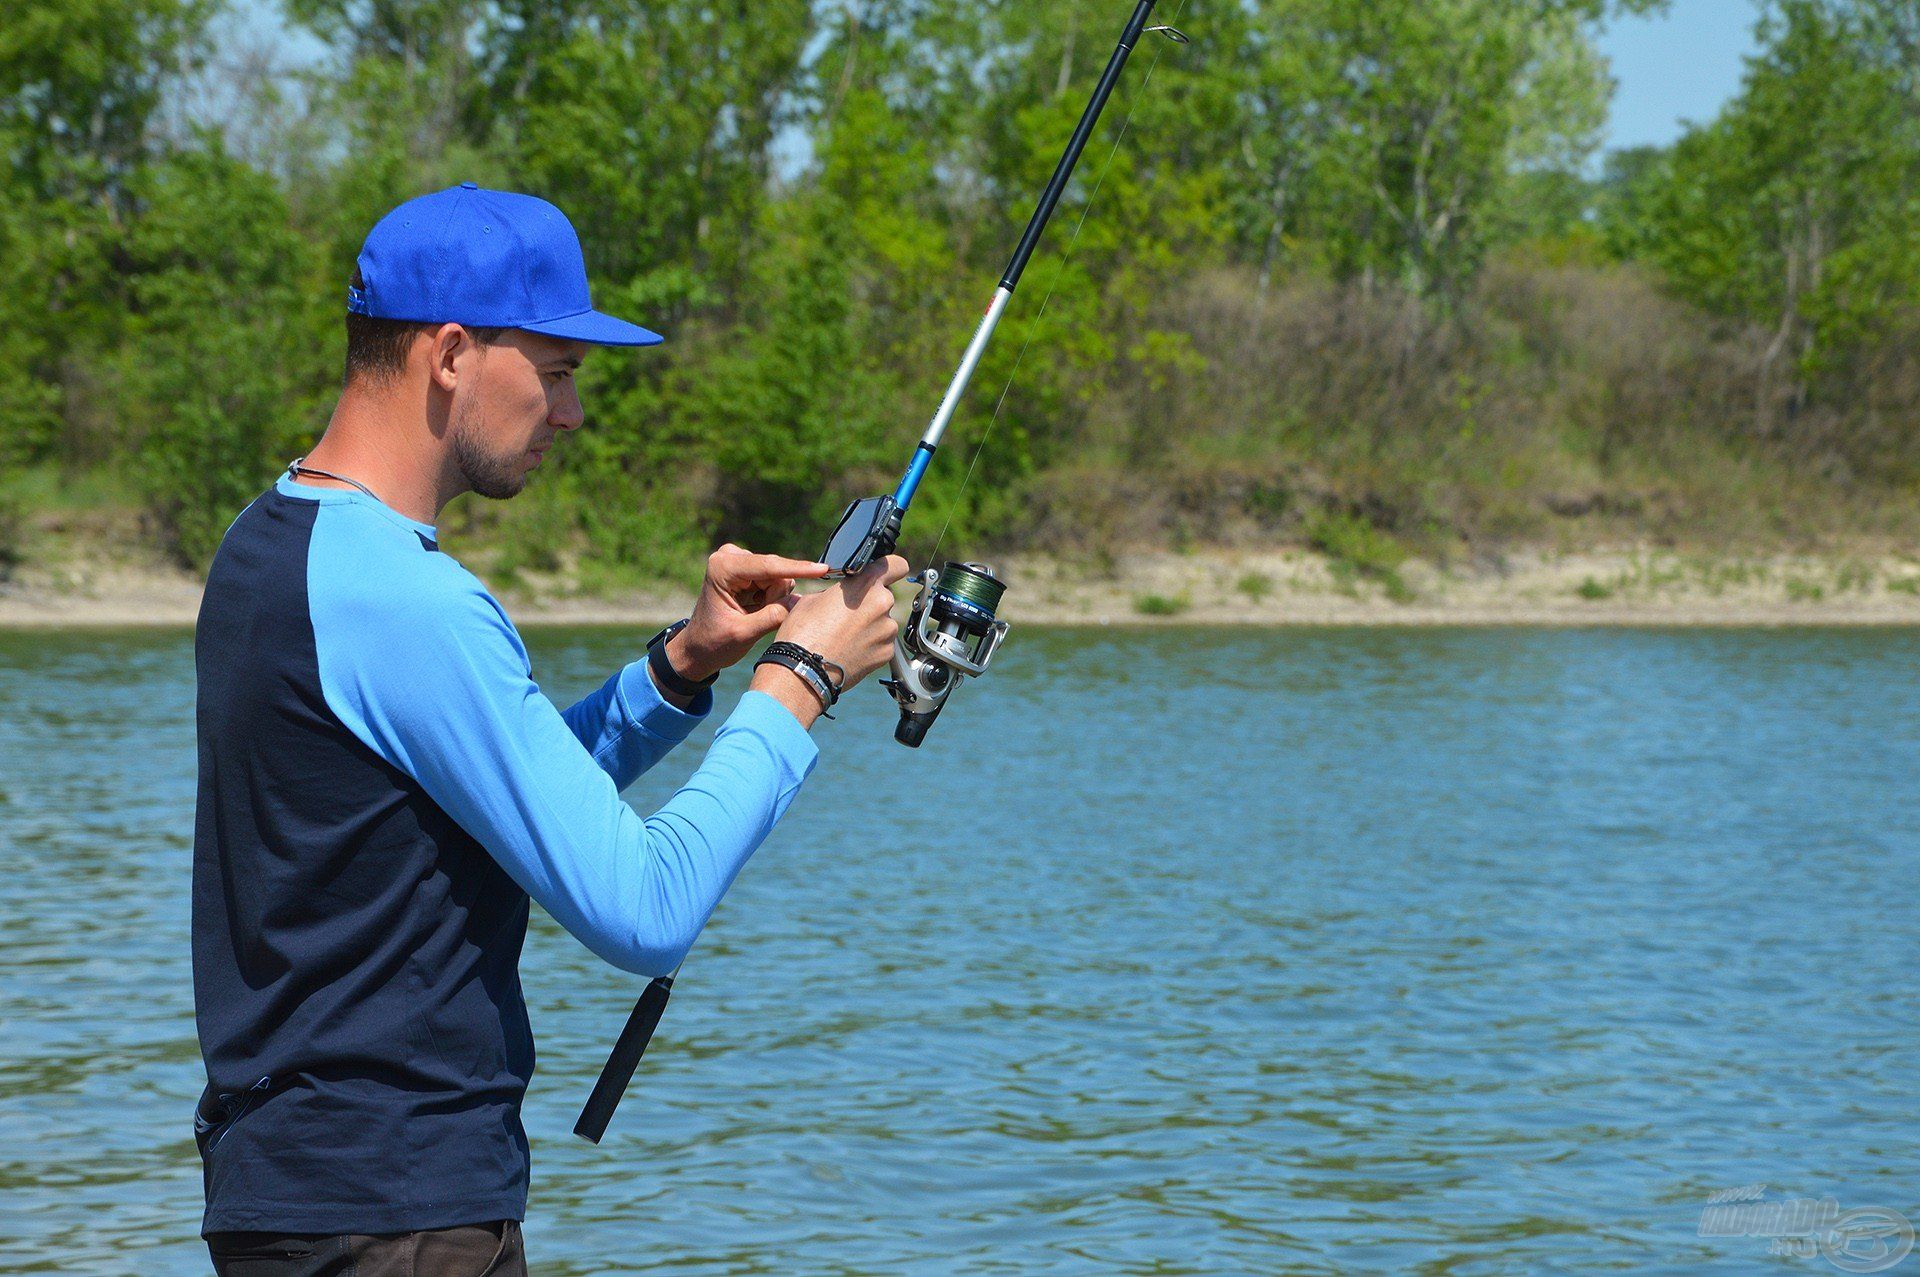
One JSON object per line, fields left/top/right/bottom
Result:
{"left": 447, "top": 328, "right": 588, "bottom": 500}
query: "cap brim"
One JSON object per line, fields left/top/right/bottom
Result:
{"left": 518, "top": 308, "right": 664, "bottom": 347}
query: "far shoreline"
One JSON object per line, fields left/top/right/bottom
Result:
{"left": 5, "top": 547, "right": 1920, "bottom": 630}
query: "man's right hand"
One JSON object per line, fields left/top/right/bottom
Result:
{"left": 750, "top": 554, "right": 911, "bottom": 726}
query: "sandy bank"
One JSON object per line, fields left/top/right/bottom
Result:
{"left": 4, "top": 548, "right": 1920, "bottom": 629}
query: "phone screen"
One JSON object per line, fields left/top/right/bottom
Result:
{"left": 823, "top": 496, "right": 889, "bottom": 575}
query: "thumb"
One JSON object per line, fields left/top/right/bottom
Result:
{"left": 752, "top": 601, "right": 793, "bottom": 634}
{"left": 757, "top": 594, "right": 802, "bottom": 636}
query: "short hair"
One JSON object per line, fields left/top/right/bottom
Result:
{"left": 343, "top": 269, "right": 502, "bottom": 385}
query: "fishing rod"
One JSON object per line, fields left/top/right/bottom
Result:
{"left": 574, "top": 0, "right": 1188, "bottom": 1144}
{"left": 822, "top": 0, "right": 1188, "bottom": 749}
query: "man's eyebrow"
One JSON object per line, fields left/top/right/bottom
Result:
{"left": 545, "top": 354, "right": 584, "bottom": 369}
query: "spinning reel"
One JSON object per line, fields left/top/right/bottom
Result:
{"left": 820, "top": 499, "right": 1011, "bottom": 747}
{"left": 886, "top": 562, "right": 1010, "bottom": 746}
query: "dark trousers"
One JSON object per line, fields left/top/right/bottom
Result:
{"left": 205, "top": 1219, "right": 525, "bottom": 1276}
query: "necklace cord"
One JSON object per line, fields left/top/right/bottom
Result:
{"left": 287, "top": 457, "right": 383, "bottom": 505}
{"left": 927, "top": 0, "right": 1188, "bottom": 566}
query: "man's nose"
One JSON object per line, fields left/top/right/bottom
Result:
{"left": 551, "top": 383, "right": 585, "bottom": 431}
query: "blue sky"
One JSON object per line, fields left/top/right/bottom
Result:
{"left": 1597, "top": 0, "right": 1763, "bottom": 150}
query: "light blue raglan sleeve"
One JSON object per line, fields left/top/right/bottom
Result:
{"left": 560, "top": 660, "right": 712, "bottom": 790}
{"left": 308, "top": 511, "right": 818, "bottom": 976}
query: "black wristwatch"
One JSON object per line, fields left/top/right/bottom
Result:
{"left": 646, "top": 619, "right": 718, "bottom": 698}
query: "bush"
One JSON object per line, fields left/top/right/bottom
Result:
{"left": 1134, "top": 593, "right": 1188, "bottom": 617}
{"left": 1306, "top": 511, "right": 1413, "bottom": 601}
{"left": 1785, "top": 577, "right": 1825, "bottom": 603}
{"left": 0, "top": 494, "right": 21, "bottom": 581}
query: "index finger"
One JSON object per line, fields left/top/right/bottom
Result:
{"left": 723, "top": 552, "right": 832, "bottom": 582}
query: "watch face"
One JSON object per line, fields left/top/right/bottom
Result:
{"left": 649, "top": 621, "right": 683, "bottom": 648}
{"left": 823, "top": 496, "right": 890, "bottom": 576}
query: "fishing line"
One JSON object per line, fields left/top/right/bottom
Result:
{"left": 928, "top": 0, "right": 1190, "bottom": 567}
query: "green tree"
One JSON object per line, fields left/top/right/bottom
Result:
{"left": 112, "top": 142, "right": 335, "bottom": 566}
{"left": 1244, "top": 0, "right": 1635, "bottom": 300}
{"left": 0, "top": 0, "right": 213, "bottom": 461}
{"left": 281, "top": 0, "right": 501, "bottom": 278}
{"left": 1632, "top": 0, "right": 1919, "bottom": 420}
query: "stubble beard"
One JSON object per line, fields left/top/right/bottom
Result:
{"left": 448, "top": 398, "right": 528, "bottom": 501}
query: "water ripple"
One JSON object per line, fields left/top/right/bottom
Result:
{"left": 1, "top": 627, "right": 1917, "bottom": 1273}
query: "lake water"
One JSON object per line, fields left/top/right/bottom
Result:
{"left": 1, "top": 626, "right": 1916, "bottom": 1275}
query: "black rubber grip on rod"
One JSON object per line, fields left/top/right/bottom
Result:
{"left": 574, "top": 974, "right": 674, "bottom": 1143}
{"left": 998, "top": 0, "right": 1158, "bottom": 293}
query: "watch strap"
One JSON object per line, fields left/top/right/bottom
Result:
{"left": 646, "top": 619, "right": 718, "bottom": 697}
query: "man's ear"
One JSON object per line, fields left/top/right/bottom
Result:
{"left": 425, "top": 322, "right": 479, "bottom": 393}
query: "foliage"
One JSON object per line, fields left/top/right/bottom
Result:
{"left": 111, "top": 143, "right": 335, "bottom": 566}
{"left": 0, "top": 0, "right": 213, "bottom": 463}
{"left": 1611, "top": 0, "right": 1920, "bottom": 478}
{"left": 1307, "top": 511, "right": 1413, "bottom": 600}
{"left": 1231, "top": 0, "right": 1655, "bottom": 300}
{"left": 1, "top": 0, "right": 1918, "bottom": 579}
{"left": 1133, "top": 593, "right": 1189, "bottom": 616}
{"left": 1235, "top": 571, "right": 1274, "bottom": 601}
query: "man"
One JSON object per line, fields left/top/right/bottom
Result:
{"left": 191, "top": 182, "right": 907, "bottom": 1275}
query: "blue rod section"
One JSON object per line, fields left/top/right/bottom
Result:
{"left": 894, "top": 443, "right": 936, "bottom": 510}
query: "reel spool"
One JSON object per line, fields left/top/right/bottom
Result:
{"left": 883, "top": 562, "right": 1011, "bottom": 747}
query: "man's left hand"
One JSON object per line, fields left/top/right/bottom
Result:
{"left": 666, "top": 543, "right": 832, "bottom": 682}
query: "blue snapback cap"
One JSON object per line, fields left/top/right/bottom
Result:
{"left": 347, "top": 182, "right": 662, "bottom": 347}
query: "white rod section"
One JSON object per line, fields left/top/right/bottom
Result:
{"left": 920, "top": 287, "right": 1013, "bottom": 450}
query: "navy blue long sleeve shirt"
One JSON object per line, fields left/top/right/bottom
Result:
{"left": 191, "top": 475, "right": 816, "bottom": 1235}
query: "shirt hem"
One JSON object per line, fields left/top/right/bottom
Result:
{"left": 202, "top": 1191, "right": 527, "bottom": 1238}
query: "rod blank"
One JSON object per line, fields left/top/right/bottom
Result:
{"left": 999, "top": 0, "right": 1159, "bottom": 292}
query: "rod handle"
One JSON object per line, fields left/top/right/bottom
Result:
{"left": 574, "top": 975, "right": 674, "bottom": 1144}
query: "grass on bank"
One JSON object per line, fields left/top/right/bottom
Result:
{"left": 1003, "top": 262, "right": 1920, "bottom": 571}
{"left": 1134, "top": 593, "right": 1189, "bottom": 617}
{"left": 1306, "top": 512, "right": 1415, "bottom": 603}
{"left": 0, "top": 465, "right": 161, "bottom": 582}
{"left": 9, "top": 261, "right": 1920, "bottom": 592}
{"left": 1235, "top": 571, "right": 1274, "bottom": 601}
{"left": 1566, "top": 553, "right": 1920, "bottom": 605}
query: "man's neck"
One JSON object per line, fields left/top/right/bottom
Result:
{"left": 297, "top": 387, "right": 456, "bottom": 525}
